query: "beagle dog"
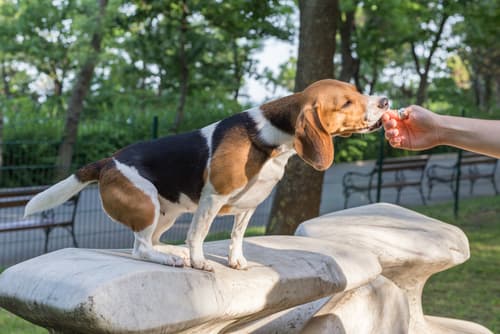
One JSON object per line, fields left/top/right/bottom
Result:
{"left": 25, "top": 79, "right": 388, "bottom": 271}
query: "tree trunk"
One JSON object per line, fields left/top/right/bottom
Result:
{"left": 171, "top": 0, "right": 189, "bottom": 134}
{"left": 411, "top": 13, "right": 448, "bottom": 105}
{"left": 1, "top": 61, "right": 11, "bottom": 98}
{"left": 484, "top": 74, "right": 492, "bottom": 112}
{"left": 338, "top": 8, "right": 357, "bottom": 83}
{"left": 415, "top": 72, "right": 429, "bottom": 106}
{"left": 56, "top": 0, "right": 107, "bottom": 180}
{"left": 232, "top": 40, "right": 242, "bottom": 101}
{"left": 0, "top": 60, "right": 7, "bottom": 171}
{"left": 0, "top": 95, "right": 3, "bottom": 171}
{"left": 266, "top": 0, "right": 338, "bottom": 235}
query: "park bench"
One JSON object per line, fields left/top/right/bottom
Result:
{"left": 427, "top": 151, "right": 499, "bottom": 199}
{"left": 0, "top": 186, "right": 79, "bottom": 253}
{"left": 342, "top": 155, "right": 429, "bottom": 208}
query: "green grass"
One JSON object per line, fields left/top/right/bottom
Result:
{"left": 410, "top": 195, "right": 500, "bottom": 333}
{"left": 1, "top": 199, "right": 498, "bottom": 333}
{"left": 0, "top": 265, "right": 47, "bottom": 333}
{"left": 0, "top": 308, "right": 47, "bottom": 334}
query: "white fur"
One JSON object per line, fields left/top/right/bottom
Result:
{"left": 186, "top": 182, "right": 232, "bottom": 271}
{"left": 24, "top": 175, "right": 90, "bottom": 217}
{"left": 113, "top": 158, "right": 160, "bottom": 230}
{"left": 200, "top": 121, "right": 219, "bottom": 157}
{"left": 133, "top": 224, "right": 184, "bottom": 266}
{"left": 247, "top": 107, "right": 295, "bottom": 147}
{"left": 365, "top": 95, "right": 386, "bottom": 124}
{"left": 228, "top": 150, "right": 294, "bottom": 212}
{"left": 114, "top": 159, "right": 185, "bottom": 267}
{"left": 228, "top": 209, "right": 255, "bottom": 269}
{"left": 113, "top": 159, "right": 157, "bottom": 199}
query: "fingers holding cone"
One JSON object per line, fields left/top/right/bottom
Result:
{"left": 382, "top": 107, "right": 410, "bottom": 148}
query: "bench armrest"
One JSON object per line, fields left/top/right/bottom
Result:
{"left": 426, "top": 163, "right": 456, "bottom": 179}
{"left": 343, "top": 171, "right": 374, "bottom": 187}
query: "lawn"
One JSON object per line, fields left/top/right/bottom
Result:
{"left": 0, "top": 197, "right": 498, "bottom": 333}
{"left": 413, "top": 195, "right": 500, "bottom": 333}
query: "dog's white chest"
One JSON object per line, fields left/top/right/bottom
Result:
{"left": 228, "top": 150, "right": 295, "bottom": 211}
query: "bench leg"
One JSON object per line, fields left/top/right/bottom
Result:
{"left": 396, "top": 188, "right": 402, "bottom": 204}
{"left": 419, "top": 185, "right": 427, "bottom": 205}
{"left": 427, "top": 182, "right": 433, "bottom": 200}
{"left": 469, "top": 180, "right": 476, "bottom": 195}
{"left": 493, "top": 179, "right": 499, "bottom": 195}
{"left": 69, "top": 226, "right": 79, "bottom": 248}
{"left": 367, "top": 189, "right": 374, "bottom": 203}
{"left": 343, "top": 192, "right": 350, "bottom": 209}
{"left": 43, "top": 227, "right": 52, "bottom": 253}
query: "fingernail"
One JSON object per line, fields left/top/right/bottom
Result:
{"left": 397, "top": 108, "right": 408, "bottom": 120}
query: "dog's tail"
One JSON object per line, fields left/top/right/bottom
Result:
{"left": 24, "top": 158, "right": 110, "bottom": 217}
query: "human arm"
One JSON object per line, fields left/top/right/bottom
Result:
{"left": 382, "top": 105, "right": 500, "bottom": 159}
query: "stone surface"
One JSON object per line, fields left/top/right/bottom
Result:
{"left": 302, "top": 276, "right": 410, "bottom": 334}
{"left": 295, "top": 202, "right": 492, "bottom": 334}
{"left": 295, "top": 202, "right": 471, "bottom": 280}
{"left": 0, "top": 203, "right": 493, "bottom": 334}
{"left": 0, "top": 236, "right": 380, "bottom": 334}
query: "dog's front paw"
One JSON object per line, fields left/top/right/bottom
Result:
{"left": 190, "top": 257, "right": 214, "bottom": 272}
{"left": 228, "top": 254, "right": 248, "bottom": 270}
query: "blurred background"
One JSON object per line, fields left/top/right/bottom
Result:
{"left": 0, "top": 0, "right": 498, "bottom": 257}
{"left": 0, "top": 0, "right": 499, "bottom": 332}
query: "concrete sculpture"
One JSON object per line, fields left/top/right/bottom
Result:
{"left": 0, "top": 203, "right": 493, "bottom": 334}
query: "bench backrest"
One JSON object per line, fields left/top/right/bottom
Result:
{"left": 0, "top": 186, "right": 50, "bottom": 209}
{"left": 0, "top": 186, "right": 79, "bottom": 210}
{"left": 459, "top": 152, "right": 498, "bottom": 166}
{"left": 375, "top": 155, "right": 430, "bottom": 173}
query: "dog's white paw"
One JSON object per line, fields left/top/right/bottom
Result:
{"left": 228, "top": 254, "right": 248, "bottom": 270}
{"left": 133, "top": 247, "right": 184, "bottom": 267}
{"left": 154, "top": 244, "right": 190, "bottom": 266}
{"left": 161, "top": 253, "right": 184, "bottom": 267}
{"left": 190, "top": 257, "right": 214, "bottom": 272}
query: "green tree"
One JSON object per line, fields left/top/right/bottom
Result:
{"left": 56, "top": 0, "right": 109, "bottom": 179}
{"left": 454, "top": 1, "right": 500, "bottom": 112}
{"left": 267, "top": 0, "right": 338, "bottom": 235}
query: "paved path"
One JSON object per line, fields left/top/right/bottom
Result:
{"left": 1, "top": 153, "right": 498, "bottom": 266}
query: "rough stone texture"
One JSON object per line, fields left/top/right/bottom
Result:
{"left": 295, "top": 203, "right": 492, "bottom": 334}
{"left": 0, "top": 203, "right": 494, "bottom": 334}
{"left": 0, "top": 236, "right": 380, "bottom": 334}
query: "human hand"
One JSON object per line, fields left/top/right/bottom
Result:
{"left": 382, "top": 105, "right": 442, "bottom": 151}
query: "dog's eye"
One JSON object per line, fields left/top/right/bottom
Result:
{"left": 341, "top": 100, "right": 352, "bottom": 109}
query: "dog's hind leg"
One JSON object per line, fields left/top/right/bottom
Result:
{"left": 152, "top": 209, "right": 181, "bottom": 246}
{"left": 133, "top": 223, "right": 184, "bottom": 267}
{"left": 151, "top": 209, "right": 190, "bottom": 266}
{"left": 99, "top": 160, "right": 184, "bottom": 267}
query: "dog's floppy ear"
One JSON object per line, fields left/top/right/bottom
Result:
{"left": 294, "top": 103, "right": 334, "bottom": 171}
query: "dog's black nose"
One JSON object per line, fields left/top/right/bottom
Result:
{"left": 378, "top": 97, "right": 389, "bottom": 109}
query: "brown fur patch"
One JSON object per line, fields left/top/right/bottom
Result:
{"left": 219, "top": 205, "right": 233, "bottom": 214}
{"left": 75, "top": 158, "right": 111, "bottom": 183}
{"left": 209, "top": 128, "right": 269, "bottom": 195}
{"left": 294, "top": 79, "right": 372, "bottom": 170}
{"left": 99, "top": 164, "right": 156, "bottom": 232}
{"left": 301, "top": 79, "right": 369, "bottom": 135}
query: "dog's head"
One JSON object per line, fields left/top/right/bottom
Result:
{"left": 294, "top": 79, "right": 388, "bottom": 171}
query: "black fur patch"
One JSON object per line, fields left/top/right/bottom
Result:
{"left": 113, "top": 130, "right": 209, "bottom": 203}
{"left": 265, "top": 109, "right": 296, "bottom": 135}
{"left": 211, "top": 112, "right": 276, "bottom": 155}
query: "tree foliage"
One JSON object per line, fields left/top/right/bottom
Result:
{"left": 0, "top": 0, "right": 498, "bottom": 174}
